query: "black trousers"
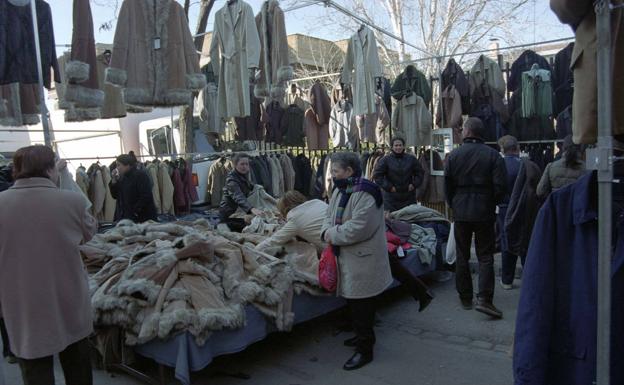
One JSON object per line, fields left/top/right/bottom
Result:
{"left": 389, "top": 254, "right": 430, "bottom": 301}
{"left": 222, "top": 217, "right": 246, "bottom": 232}
{"left": 18, "top": 338, "right": 93, "bottom": 385}
{"left": 454, "top": 221, "right": 496, "bottom": 302}
{"left": 346, "top": 297, "right": 377, "bottom": 354}
{"left": 0, "top": 318, "right": 12, "bottom": 358}
{"left": 501, "top": 251, "right": 526, "bottom": 285}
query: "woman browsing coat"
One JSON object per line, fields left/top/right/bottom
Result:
{"left": 255, "top": 191, "right": 328, "bottom": 252}
{"left": 321, "top": 152, "right": 393, "bottom": 371}
{"left": 373, "top": 137, "right": 425, "bottom": 212}
{"left": 0, "top": 145, "right": 97, "bottom": 385}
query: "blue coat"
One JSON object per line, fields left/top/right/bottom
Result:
{"left": 513, "top": 171, "right": 624, "bottom": 384}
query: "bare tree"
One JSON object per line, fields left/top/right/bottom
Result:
{"left": 287, "top": 0, "right": 532, "bottom": 76}
{"left": 289, "top": 35, "right": 345, "bottom": 92}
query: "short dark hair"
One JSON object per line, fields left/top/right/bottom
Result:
{"left": 330, "top": 152, "right": 362, "bottom": 177}
{"left": 12, "top": 145, "right": 56, "bottom": 180}
{"left": 116, "top": 153, "right": 137, "bottom": 167}
{"left": 391, "top": 137, "right": 405, "bottom": 146}
{"left": 498, "top": 135, "right": 519, "bottom": 154}
{"left": 232, "top": 153, "right": 250, "bottom": 166}
{"left": 463, "top": 117, "right": 487, "bottom": 140}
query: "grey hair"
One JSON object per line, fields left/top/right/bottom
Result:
{"left": 330, "top": 152, "right": 362, "bottom": 177}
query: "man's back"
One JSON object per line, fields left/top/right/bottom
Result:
{"left": 445, "top": 138, "right": 507, "bottom": 222}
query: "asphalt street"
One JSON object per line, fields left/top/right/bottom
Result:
{"left": 1, "top": 255, "right": 521, "bottom": 385}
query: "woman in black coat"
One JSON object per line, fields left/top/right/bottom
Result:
{"left": 109, "top": 153, "right": 157, "bottom": 223}
{"left": 373, "top": 137, "right": 425, "bottom": 212}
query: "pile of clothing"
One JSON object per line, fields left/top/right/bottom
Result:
{"left": 82, "top": 219, "right": 298, "bottom": 345}
{"left": 81, "top": 218, "right": 328, "bottom": 346}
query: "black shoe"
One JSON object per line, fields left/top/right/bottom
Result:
{"left": 418, "top": 291, "right": 434, "bottom": 312}
{"left": 460, "top": 298, "right": 473, "bottom": 310}
{"left": 344, "top": 336, "right": 358, "bottom": 347}
{"left": 475, "top": 301, "right": 503, "bottom": 319}
{"left": 343, "top": 352, "right": 373, "bottom": 371}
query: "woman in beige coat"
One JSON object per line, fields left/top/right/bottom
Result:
{"left": 255, "top": 190, "right": 328, "bottom": 252}
{"left": 321, "top": 152, "right": 393, "bottom": 371}
{"left": 0, "top": 146, "right": 97, "bottom": 385}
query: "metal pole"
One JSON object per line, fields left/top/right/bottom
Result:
{"left": 596, "top": 1, "right": 613, "bottom": 384}
{"left": 30, "top": 0, "right": 52, "bottom": 147}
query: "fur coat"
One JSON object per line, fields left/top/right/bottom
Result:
{"left": 254, "top": 0, "right": 293, "bottom": 102}
{"left": 106, "top": 0, "right": 206, "bottom": 107}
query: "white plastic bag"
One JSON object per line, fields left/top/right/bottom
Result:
{"left": 445, "top": 222, "right": 457, "bottom": 264}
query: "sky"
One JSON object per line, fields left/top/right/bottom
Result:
{"left": 49, "top": 0, "right": 572, "bottom": 58}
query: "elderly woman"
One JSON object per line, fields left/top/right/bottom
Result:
{"left": 321, "top": 152, "right": 393, "bottom": 371}
{"left": 255, "top": 190, "right": 328, "bottom": 252}
{"left": 0, "top": 145, "right": 97, "bottom": 385}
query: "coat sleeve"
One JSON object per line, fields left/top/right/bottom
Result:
{"left": 209, "top": 15, "right": 221, "bottom": 77}
{"left": 244, "top": 5, "right": 261, "bottom": 69}
{"left": 326, "top": 193, "right": 381, "bottom": 247}
{"left": 369, "top": 32, "right": 383, "bottom": 79}
{"left": 320, "top": 191, "right": 336, "bottom": 241}
{"left": 536, "top": 163, "right": 552, "bottom": 199}
{"left": 412, "top": 156, "right": 425, "bottom": 189}
{"left": 106, "top": 1, "right": 131, "bottom": 87}
{"left": 80, "top": 204, "right": 97, "bottom": 243}
{"left": 178, "top": 6, "right": 205, "bottom": 91}
{"left": 109, "top": 179, "right": 119, "bottom": 200}
{"left": 492, "top": 155, "right": 508, "bottom": 205}
{"left": 444, "top": 156, "right": 455, "bottom": 207}
{"left": 133, "top": 171, "right": 156, "bottom": 218}
{"left": 225, "top": 178, "right": 253, "bottom": 213}
{"left": 256, "top": 218, "right": 298, "bottom": 250}
{"left": 340, "top": 38, "right": 354, "bottom": 85}
{"left": 372, "top": 156, "right": 392, "bottom": 192}
{"left": 513, "top": 196, "right": 557, "bottom": 384}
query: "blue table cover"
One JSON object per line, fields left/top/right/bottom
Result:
{"left": 134, "top": 249, "right": 432, "bottom": 384}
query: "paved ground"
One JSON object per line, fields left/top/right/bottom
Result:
{"left": 1, "top": 255, "right": 521, "bottom": 385}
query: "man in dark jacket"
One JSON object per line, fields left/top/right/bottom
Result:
{"left": 219, "top": 153, "right": 263, "bottom": 232}
{"left": 445, "top": 117, "right": 507, "bottom": 318}
{"left": 497, "top": 136, "right": 523, "bottom": 290}
{"left": 373, "top": 137, "right": 424, "bottom": 212}
{"left": 109, "top": 153, "right": 157, "bottom": 223}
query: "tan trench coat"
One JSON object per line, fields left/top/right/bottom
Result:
{"left": 0, "top": 178, "right": 96, "bottom": 359}
{"left": 106, "top": 0, "right": 205, "bottom": 107}
{"left": 340, "top": 26, "right": 384, "bottom": 116}
{"left": 321, "top": 190, "right": 393, "bottom": 299}
{"left": 210, "top": 0, "right": 261, "bottom": 119}
{"left": 550, "top": 0, "right": 623, "bottom": 144}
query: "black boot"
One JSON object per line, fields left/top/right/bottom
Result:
{"left": 343, "top": 351, "right": 373, "bottom": 370}
{"left": 418, "top": 290, "right": 434, "bottom": 312}
{"left": 344, "top": 336, "right": 358, "bottom": 347}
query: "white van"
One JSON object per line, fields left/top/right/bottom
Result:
{"left": 138, "top": 116, "right": 215, "bottom": 205}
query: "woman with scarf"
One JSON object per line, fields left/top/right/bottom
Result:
{"left": 321, "top": 152, "right": 393, "bottom": 371}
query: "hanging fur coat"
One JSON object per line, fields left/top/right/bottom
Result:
{"left": 210, "top": 0, "right": 261, "bottom": 119}
{"left": 106, "top": 0, "right": 206, "bottom": 107}
{"left": 64, "top": 0, "right": 104, "bottom": 120}
{"left": 254, "top": 0, "right": 293, "bottom": 102}
{"left": 340, "top": 26, "right": 383, "bottom": 116}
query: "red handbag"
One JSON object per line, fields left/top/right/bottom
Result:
{"left": 318, "top": 245, "right": 338, "bottom": 292}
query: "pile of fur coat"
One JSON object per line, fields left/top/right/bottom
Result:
{"left": 81, "top": 218, "right": 323, "bottom": 346}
